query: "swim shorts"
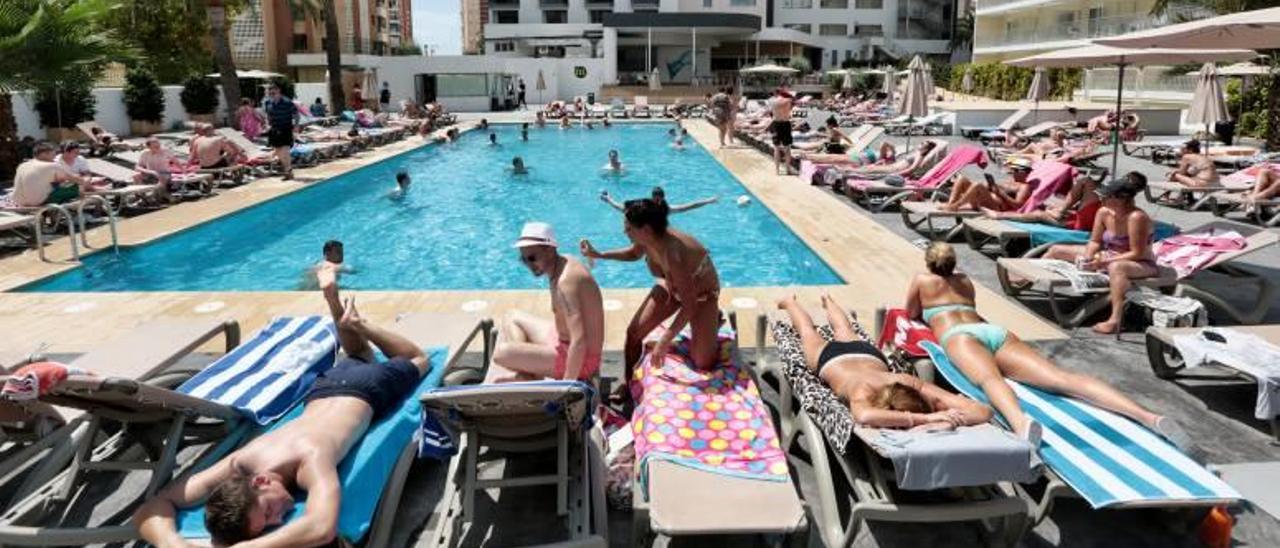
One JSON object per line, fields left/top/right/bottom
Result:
{"left": 546, "top": 325, "right": 602, "bottom": 381}
{"left": 770, "top": 120, "right": 793, "bottom": 147}
{"left": 306, "top": 356, "right": 420, "bottom": 418}
{"left": 268, "top": 125, "right": 295, "bottom": 148}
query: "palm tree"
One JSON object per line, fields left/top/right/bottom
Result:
{"left": 0, "top": 0, "right": 132, "bottom": 179}
{"left": 950, "top": 5, "right": 975, "bottom": 63}
{"left": 205, "top": 0, "right": 241, "bottom": 128}
{"left": 288, "top": 0, "right": 344, "bottom": 113}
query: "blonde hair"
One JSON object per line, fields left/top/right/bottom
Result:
{"left": 925, "top": 242, "right": 957, "bottom": 277}
{"left": 872, "top": 382, "right": 933, "bottom": 414}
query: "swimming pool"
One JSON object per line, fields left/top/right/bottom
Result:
{"left": 21, "top": 123, "right": 842, "bottom": 292}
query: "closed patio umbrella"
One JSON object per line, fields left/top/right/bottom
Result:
{"left": 536, "top": 70, "right": 547, "bottom": 104}
{"left": 1026, "top": 66, "right": 1050, "bottom": 123}
{"left": 899, "top": 56, "right": 930, "bottom": 147}
{"left": 1006, "top": 44, "right": 1255, "bottom": 173}
{"left": 881, "top": 66, "right": 897, "bottom": 111}
{"left": 649, "top": 67, "right": 662, "bottom": 90}
{"left": 841, "top": 71, "right": 855, "bottom": 91}
{"left": 924, "top": 62, "right": 936, "bottom": 98}
{"left": 1186, "top": 62, "right": 1229, "bottom": 149}
{"left": 961, "top": 66, "right": 975, "bottom": 99}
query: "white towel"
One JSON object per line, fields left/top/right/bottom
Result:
{"left": 1173, "top": 328, "right": 1280, "bottom": 420}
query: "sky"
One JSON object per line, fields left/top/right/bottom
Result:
{"left": 412, "top": 0, "right": 462, "bottom": 55}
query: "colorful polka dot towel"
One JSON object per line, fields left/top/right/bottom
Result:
{"left": 632, "top": 327, "right": 789, "bottom": 495}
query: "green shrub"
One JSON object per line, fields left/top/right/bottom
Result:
{"left": 180, "top": 76, "right": 220, "bottom": 115}
{"left": 123, "top": 68, "right": 165, "bottom": 123}
{"left": 787, "top": 56, "right": 812, "bottom": 75}
{"left": 950, "top": 63, "right": 1081, "bottom": 101}
{"left": 1226, "top": 75, "right": 1273, "bottom": 141}
{"left": 34, "top": 78, "right": 97, "bottom": 128}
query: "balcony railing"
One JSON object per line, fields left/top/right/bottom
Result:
{"left": 975, "top": 7, "right": 1216, "bottom": 49}
{"left": 539, "top": 0, "right": 568, "bottom": 6}
{"left": 1086, "top": 68, "right": 1198, "bottom": 95}
{"left": 780, "top": 0, "right": 813, "bottom": 7}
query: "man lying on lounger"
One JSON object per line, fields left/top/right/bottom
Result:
{"left": 134, "top": 278, "right": 430, "bottom": 548}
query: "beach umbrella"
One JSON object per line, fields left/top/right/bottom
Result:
{"left": 899, "top": 56, "right": 930, "bottom": 147}
{"left": 1006, "top": 44, "right": 1255, "bottom": 173}
{"left": 841, "top": 71, "right": 855, "bottom": 91}
{"left": 1187, "top": 62, "right": 1229, "bottom": 149}
{"left": 881, "top": 66, "right": 897, "bottom": 111}
{"left": 1096, "top": 7, "right": 1280, "bottom": 50}
{"left": 924, "top": 62, "right": 936, "bottom": 97}
{"left": 740, "top": 63, "right": 799, "bottom": 74}
{"left": 1026, "top": 66, "right": 1050, "bottom": 123}
{"left": 1187, "top": 62, "right": 1270, "bottom": 76}
{"left": 649, "top": 67, "right": 662, "bottom": 90}
{"left": 206, "top": 70, "right": 284, "bottom": 79}
{"left": 961, "top": 66, "right": 975, "bottom": 99}
{"left": 536, "top": 70, "right": 546, "bottom": 104}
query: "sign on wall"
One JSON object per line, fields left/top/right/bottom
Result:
{"left": 574, "top": 66, "right": 587, "bottom": 79}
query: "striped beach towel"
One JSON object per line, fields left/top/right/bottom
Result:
{"left": 177, "top": 316, "right": 337, "bottom": 425}
{"left": 923, "top": 341, "right": 1240, "bottom": 509}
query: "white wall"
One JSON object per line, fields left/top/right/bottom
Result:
{"left": 344, "top": 55, "right": 610, "bottom": 110}
{"left": 13, "top": 85, "right": 236, "bottom": 140}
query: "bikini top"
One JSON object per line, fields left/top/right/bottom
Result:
{"left": 921, "top": 303, "right": 977, "bottom": 323}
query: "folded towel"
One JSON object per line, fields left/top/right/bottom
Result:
{"left": 1007, "top": 220, "right": 1179, "bottom": 248}
{"left": 863, "top": 424, "right": 1041, "bottom": 489}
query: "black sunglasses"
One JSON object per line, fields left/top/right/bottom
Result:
{"left": 521, "top": 253, "right": 538, "bottom": 264}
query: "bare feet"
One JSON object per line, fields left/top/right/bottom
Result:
{"left": 776, "top": 294, "right": 798, "bottom": 310}
{"left": 1091, "top": 320, "right": 1119, "bottom": 335}
{"left": 1153, "top": 416, "right": 1204, "bottom": 461}
{"left": 980, "top": 207, "right": 1003, "bottom": 219}
{"left": 938, "top": 203, "right": 959, "bottom": 212}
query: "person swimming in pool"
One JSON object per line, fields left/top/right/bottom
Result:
{"left": 904, "top": 242, "right": 1196, "bottom": 454}
{"left": 777, "top": 294, "right": 992, "bottom": 431}
{"left": 521, "top": 123, "right": 529, "bottom": 142}
{"left": 388, "top": 171, "right": 411, "bottom": 200}
{"left": 604, "top": 150, "right": 623, "bottom": 172}
{"left": 488, "top": 133, "right": 499, "bottom": 146}
{"left": 135, "top": 276, "right": 430, "bottom": 548}
{"left": 603, "top": 119, "right": 612, "bottom": 128}
{"left": 509, "top": 156, "right": 529, "bottom": 175}
{"left": 600, "top": 186, "right": 717, "bottom": 214}
{"left": 559, "top": 117, "right": 572, "bottom": 130}
{"left": 671, "top": 136, "right": 686, "bottom": 151}
{"left": 299, "top": 240, "right": 355, "bottom": 289}
{"left": 535, "top": 112, "right": 546, "bottom": 128}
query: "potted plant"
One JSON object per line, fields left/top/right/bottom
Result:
{"left": 180, "top": 76, "right": 220, "bottom": 124}
{"left": 34, "top": 79, "right": 97, "bottom": 142}
{"left": 124, "top": 68, "right": 165, "bottom": 135}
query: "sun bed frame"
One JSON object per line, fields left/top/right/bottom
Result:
{"left": 1144, "top": 324, "right": 1280, "bottom": 443}
{"left": 841, "top": 141, "right": 967, "bottom": 213}
{"left": 754, "top": 311, "right": 1029, "bottom": 548}
{"left": 995, "top": 220, "right": 1279, "bottom": 327}
{"left": 959, "top": 109, "right": 1030, "bottom": 140}
{"left": 1211, "top": 193, "right": 1280, "bottom": 227}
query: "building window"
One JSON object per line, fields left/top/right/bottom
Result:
{"left": 543, "top": 10, "right": 568, "bottom": 23}
{"left": 780, "top": 0, "right": 813, "bottom": 6}
{"left": 854, "top": 24, "right": 882, "bottom": 35}
{"left": 830, "top": 50, "right": 838, "bottom": 66}
{"left": 818, "top": 23, "right": 847, "bottom": 35}
{"left": 783, "top": 23, "right": 812, "bottom": 33}
{"left": 437, "top": 74, "right": 490, "bottom": 97}
{"left": 704, "top": 0, "right": 712, "bottom": 6}
{"left": 292, "top": 33, "right": 308, "bottom": 51}
{"left": 493, "top": 10, "right": 518, "bottom": 23}
{"left": 819, "top": 0, "right": 848, "bottom": 8}
{"left": 493, "top": 41, "right": 515, "bottom": 52}
{"left": 589, "top": 9, "right": 608, "bottom": 22}
{"left": 730, "top": 0, "right": 756, "bottom": 5}
{"left": 854, "top": 0, "right": 882, "bottom": 7}
{"left": 898, "top": 0, "right": 952, "bottom": 40}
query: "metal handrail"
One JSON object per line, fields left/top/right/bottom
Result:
{"left": 35, "top": 205, "right": 77, "bottom": 263}
{"left": 75, "top": 195, "right": 118, "bottom": 255}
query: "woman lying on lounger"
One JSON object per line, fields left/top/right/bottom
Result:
{"left": 938, "top": 157, "right": 1034, "bottom": 212}
{"left": 1244, "top": 163, "right": 1280, "bottom": 211}
{"left": 839, "top": 141, "right": 938, "bottom": 179}
{"left": 1041, "top": 174, "right": 1157, "bottom": 334}
{"left": 777, "top": 295, "right": 991, "bottom": 430}
{"left": 906, "top": 242, "right": 1193, "bottom": 452}
{"left": 980, "top": 169, "right": 1108, "bottom": 229}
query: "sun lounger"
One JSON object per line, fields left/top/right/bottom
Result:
{"left": 884, "top": 112, "right": 951, "bottom": 136}
{"left": 176, "top": 312, "right": 493, "bottom": 548}
{"left": 1146, "top": 169, "right": 1260, "bottom": 211}
{"left": 904, "top": 161, "right": 1076, "bottom": 242}
{"left": 960, "top": 109, "right": 1030, "bottom": 140}
{"left": 421, "top": 380, "right": 607, "bottom": 547}
{"left": 924, "top": 341, "right": 1241, "bottom": 524}
{"left": 0, "top": 211, "right": 43, "bottom": 254}
{"left": 630, "top": 320, "right": 806, "bottom": 543}
{"left": 844, "top": 143, "right": 982, "bottom": 213}
{"left": 632, "top": 96, "right": 652, "bottom": 118}
{"left": 1145, "top": 324, "right": 1280, "bottom": 443}
{"left": 996, "top": 220, "right": 1278, "bottom": 327}
{"left": 75, "top": 121, "right": 135, "bottom": 155}
{"left": 963, "top": 217, "right": 1180, "bottom": 258}
{"left": 0, "top": 316, "right": 329, "bottom": 545}
{"left": 757, "top": 311, "right": 1031, "bottom": 548}
{"left": 82, "top": 158, "right": 168, "bottom": 209}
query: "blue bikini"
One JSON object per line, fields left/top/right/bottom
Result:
{"left": 921, "top": 304, "right": 1009, "bottom": 353}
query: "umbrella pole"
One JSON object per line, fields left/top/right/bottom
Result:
{"left": 1112, "top": 63, "right": 1125, "bottom": 176}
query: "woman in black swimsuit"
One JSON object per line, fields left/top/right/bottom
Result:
{"left": 777, "top": 295, "right": 992, "bottom": 430}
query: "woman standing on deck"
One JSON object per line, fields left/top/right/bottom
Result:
{"left": 237, "top": 99, "right": 266, "bottom": 141}
{"left": 904, "top": 242, "right": 1194, "bottom": 454}
{"left": 580, "top": 199, "right": 722, "bottom": 405}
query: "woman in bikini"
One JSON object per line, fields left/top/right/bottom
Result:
{"left": 906, "top": 242, "right": 1193, "bottom": 452}
{"left": 580, "top": 199, "right": 721, "bottom": 403}
{"left": 778, "top": 294, "right": 991, "bottom": 430}
{"left": 1167, "top": 139, "right": 1219, "bottom": 188}
{"left": 1042, "top": 174, "right": 1158, "bottom": 334}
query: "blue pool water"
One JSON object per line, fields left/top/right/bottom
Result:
{"left": 22, "top": 124, "right": 842, "bottom": 292}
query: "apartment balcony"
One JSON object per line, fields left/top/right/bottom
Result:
{"left": 491, "top": 0, "right": 519, "bottom": 5}
{"left": 585, "top": 0, "right": 614, "bottom": 5}
{"left": 974, "top": 7, "right": 1217, "bottom": 52}
{"left": 540, "top": 0, "right": 569, "bottom": 6}
{"left": 632, "top": 0, "right": 660, "bottom": 6}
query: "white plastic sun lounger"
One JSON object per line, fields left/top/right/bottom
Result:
{"left": 960, "top": 109, "right": 1030, "bottom": 140}
{"left": 924, "top": 341, "right": 1241, "bottom": 524}
{"left": 758, "top": 312, "right": 1033, "bottom": 548}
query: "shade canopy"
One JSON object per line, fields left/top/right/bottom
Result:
{"left": 206, "top": 70, "right": 284, "bottom": 79}
{"left": 1187, "top": 62, "right": 1229, "bottom": 128}
{"left": 961, "top": 66, "right": 975, "bottom": 93}
{"left": 1004, "top": 44, "right": 1256, "bottom": 68}
{"left": 1026, "top": 66, "right": 1050, "bottom": 102}
{"left": 1187, "top": 62, "right": 1271, "bottom": 76}
{"left": 740, "top": 63, "right": 798, "bottom": 74}
{"left": 1096, "top": 7, "right": 1280, "bottom": 51}
{"left": 899, "top": 56, "right": 929, "bottom": 118}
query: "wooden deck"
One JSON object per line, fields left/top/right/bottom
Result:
{"left": 0, "top": 117, "right": 1062, "bottom": 364}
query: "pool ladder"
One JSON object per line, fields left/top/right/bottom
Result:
{"left": 35, "top": 195, "right": 118, "bottom": 263}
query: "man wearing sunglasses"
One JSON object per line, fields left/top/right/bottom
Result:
{"left": 488, "top": 222, "right": 605, "bottom": 383}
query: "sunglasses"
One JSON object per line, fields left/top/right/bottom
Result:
{"left": 521, "top": 253, "right": 538, "bottom": 264}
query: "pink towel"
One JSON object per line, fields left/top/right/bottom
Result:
{"left": 1154, "top": 229, "right": 1246, "bottom": 279}
{"left": 1222, "top": 163, "right": 1280, "bottom": 188}
{"left": 1017, "top": 161, "right": 1077, "bottom": 214}
{"left": 799, "top": 160, "right": 820, "bottom": 185}
{"left": 845, "top": 145, "right": 986, "bottom": 191}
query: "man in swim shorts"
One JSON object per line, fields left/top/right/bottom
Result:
{"left": 135, "top": 276, "right": 430, "bottom": 547}
{"left": 769, "top": 85, "right": 795, "bottom": 175}
{"left": 488, "top": 222, "right": 605, "bottom": 383}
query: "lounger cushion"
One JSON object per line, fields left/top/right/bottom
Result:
{"left": 178, "top": 346, "right": 449, "bottom": 543}
{"left": 1007, "top": 220, "right": 1180, "bottom": 248}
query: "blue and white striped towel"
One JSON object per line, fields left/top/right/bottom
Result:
{"left": 923, "top": 341, "right": 1240, "bottom": 509}
{"left": 178, "top": 316, "right": 337, "bottom": 425}
{"left": 418, "top": 380, "right": 597, "bottom": 460}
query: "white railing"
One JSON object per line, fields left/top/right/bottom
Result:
{"left": 975, "top": 6, "right": 1216, "bottom": 48}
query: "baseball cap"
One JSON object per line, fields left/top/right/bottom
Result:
{"left": 1096, "top": 177, "right": 1142, "bottom": 199}
{"left": 513, "top": 222, "right": 558, "bottom": 249}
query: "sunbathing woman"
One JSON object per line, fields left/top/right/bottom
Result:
{"left": 1166, "top": 139, "right": 1219, "bottom": 187}
{"left": 939, "top": 157, "right": 1033, "bottom": 212}
{"left": 1042, "top": 174, "right": 1159, "bottom": 334}
{"left": 580, "top": 199, "right": 721, "bottom": 404}
{"left": 982, "top": 170, "right": 1108, "bottom": 229}
{"left": 1016, "top": 128, "right": 1068, "bottom": 159}
{"left": 778, "top": 294, "right": 992, "bottom": 430}
{"left": 1243, "top": 163, "right": 1280, "bottom": 211}
{"left": 843, "top": 140, "right": 938, "bottom": 178}
{"left": 907, "top": 242, "right": 1193, "bottom": 451}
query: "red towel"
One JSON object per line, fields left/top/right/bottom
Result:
{"left": 877, "top": 308, "right": 939, "bottom": 359}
